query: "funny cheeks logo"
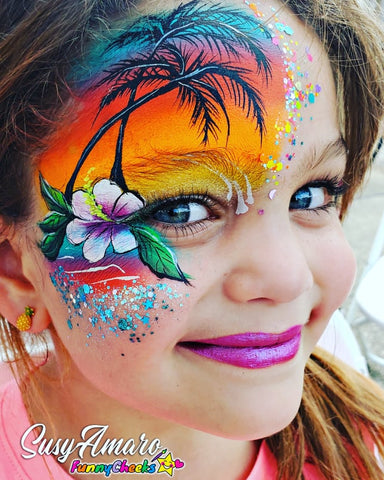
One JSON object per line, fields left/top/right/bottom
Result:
{"left": 70, "top": 449, "right": 185, "bottom": 477}
{"left": 20, "top": 424, "right": 185, "bottom": 477}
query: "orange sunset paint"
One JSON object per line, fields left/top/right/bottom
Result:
{"left": 36, "top": 1, "right": 317, "bottom": 341}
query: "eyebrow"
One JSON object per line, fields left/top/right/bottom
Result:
{"left": 126, "top": 148, "right": 266, "bottom": 203}
{"left": 303, "top": 137, "right": 348, "bottom": 171}
{"left": 135, "top": 148, "right": 252, "bottom": 178}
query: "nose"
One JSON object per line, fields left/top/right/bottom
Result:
{"left": 222, "top": 216, "right": 314, "bottom": 304}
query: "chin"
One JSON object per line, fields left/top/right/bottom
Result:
{"left": 183, "top": 367, "right": 305, "bottom": 441}
{"left": 224, "top": 395, "right": 302, "bottom": 441}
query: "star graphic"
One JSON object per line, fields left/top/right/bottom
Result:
{"left": 157, "top": 452, "right": 176, "bottom": 476}
{"left": 143, "top": 299, "right": 154, "bottom": 310}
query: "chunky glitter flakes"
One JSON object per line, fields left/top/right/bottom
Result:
{"left": 50, "top": 266, "right": 184, "bottom": 344}
{"left": 244, "top": 1, "right": 322, "bottom": 189}
{"left": 275, "top": 22, "right": 294, "bottom": 36}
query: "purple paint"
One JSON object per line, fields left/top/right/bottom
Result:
{"left": 179, "top": 326, "right": 302, "bottom": 369}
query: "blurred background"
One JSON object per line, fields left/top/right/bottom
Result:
{"left": 342, "top": 145, "right": 384, "bottom": 387}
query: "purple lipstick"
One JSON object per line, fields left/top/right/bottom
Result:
{"left": 179, "top": 325, "right": 302, "bottom": 369}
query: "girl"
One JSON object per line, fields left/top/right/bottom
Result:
{"left": 0, "top": 0, "right": 384, "bottom": 478}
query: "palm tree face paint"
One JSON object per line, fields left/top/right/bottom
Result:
{"left": 37, "top": 1, "right": 321, "bottom": 338}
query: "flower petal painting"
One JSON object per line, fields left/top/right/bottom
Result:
{"left": 66, "top": 179, "right": 144, "bottom": 263}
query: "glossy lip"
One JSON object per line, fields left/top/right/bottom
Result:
{"left": 178, "top": 325, "right": 302, "bottom": 369}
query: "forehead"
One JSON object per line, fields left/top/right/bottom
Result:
{"left": 39, "top": 0, "right": 333, "bottom": 194}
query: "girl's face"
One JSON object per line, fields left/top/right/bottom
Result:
{"left": 33, "top": 0, "right": 355, "bottom": 439}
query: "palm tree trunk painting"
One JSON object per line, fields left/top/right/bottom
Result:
{"left": 38, "top": 0, "right": 273, "bottom": 284}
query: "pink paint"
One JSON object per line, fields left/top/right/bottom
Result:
{"left": 305, "top": 47, "right": 313, "bottom": 62}
{"left": 179, "top": 326, "right": 302, "bottom": 369}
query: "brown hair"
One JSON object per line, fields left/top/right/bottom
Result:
{"left": 1, "top": 1, "right": 384, "bottom": 479}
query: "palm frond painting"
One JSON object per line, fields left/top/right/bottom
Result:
{"left": 38, "top": 1, "right": 273, "bottom": 283}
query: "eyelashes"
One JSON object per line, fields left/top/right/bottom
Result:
{"left": 132, "top": 192, "right": 223, "bottom": 238}
{"left": 135, "top": 192, "right": 221, "bottom": 220}
{"left": 304, "top": 175, "right": 348, "bottom": 197}
{"left": 289, "top": 175, "right": 348, "bottom": 212}
{"left": 308, "top": 175, "right": 348, "bottom": 210}
{"left": 127, "top": 174, "right": 349, "bottom": 241}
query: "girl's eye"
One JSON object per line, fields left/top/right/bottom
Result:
{"left": 152, "top": 202, "right": 209, "bottom": 224}
{"left": 143, "top": 195, "right": 222, "bottom": 242}
{"left": 290, "top": 186, "right": 328, "bottom": 210}
{"left": 289, "top": 176, "right": 348, "bottom": 212}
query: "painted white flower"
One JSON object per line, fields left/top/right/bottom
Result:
{"left": 66, "top": 179, "right": 144, "bottom": 262}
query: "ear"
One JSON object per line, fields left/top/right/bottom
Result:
{"left": 0, "top": 234, "right": 51, "bottom": 333}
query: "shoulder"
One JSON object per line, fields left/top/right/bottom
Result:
{"left": 0, "top": 377, "right": 25, "bottom": 429}
{"left": 0, "top": 362, "right": 14, "bottom": 386}
{"left": 0, "top": 379, "right": 30, "bottom": 479}
{"left": 0, "top": 378, "right": 71, "bottom": 479}
{"left": 244, "top": 440, "right": 278, "bottom": 479}
{"left": 245, "top": 440, "right": 330, "bottom": 480}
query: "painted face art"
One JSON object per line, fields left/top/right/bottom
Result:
{"left": 37, "top": 0, "right": 322, "bottom": 343}
{"left": 31, "top": 0, "right": 357, "bottom": 441}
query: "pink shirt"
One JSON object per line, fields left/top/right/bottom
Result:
{"left": 0, "top": 380, "right": 327, "bottom": 479}
{"left": 0, "top": 380, "right": 69, "bottom": 479}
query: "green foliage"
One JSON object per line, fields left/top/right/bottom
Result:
{"left": 38, "top": 174, "right": 191, "bottom": 284}
{"left": 39, "top": 173, "right": 72, "bottom": 215}
{"left": 39, "top": 211, "right": 70, "bottom": 232}
{"left": 39, "top": 229, "right": 67, "bottom": 261}
{"left": 131, "top": 224, "right": 191, "bottom": 284}
{"left": 38, "top": 174, "right": 73, "bottom": 261}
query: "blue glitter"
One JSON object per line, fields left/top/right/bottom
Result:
{"left": 118, "top": 317, "right": 134, "bottom": 331}
{"left": 308, "top": 92, "right": 315, "bottom": 103}
{"left": 135, "top": 313, "right": 150, "bottom": 327}
{"left": 143, "top": 299, "right": 154, "bottom": 310}
{"left": 50, "top": 266, "right": 184, "bottom": 343}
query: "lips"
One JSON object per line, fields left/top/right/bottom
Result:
{"left": 178, "top": 325, "right": 302, "bottom": 369}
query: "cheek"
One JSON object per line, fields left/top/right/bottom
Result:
{"left": 312, "top": 227, "right": 356, "bottom": 317}
{"left": 43, "top": 258, "right": 194, "bottom": 401}
{"left": 44, "top": 252, "right": 191, "bottom": 355}
{"left": 301, "top": 226, "right": 356, "bottom": 359}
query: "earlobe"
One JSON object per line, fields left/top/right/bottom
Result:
{"left": 0, "top": 238, "right": 51, "bottom": 333}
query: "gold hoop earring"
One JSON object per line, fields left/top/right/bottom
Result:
{"left": 16, "top": 306, "right": 35, "bottom": 332}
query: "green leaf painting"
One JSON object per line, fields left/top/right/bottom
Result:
{"left": 38, "top": 175, "right": 191, "bottom": 283}
{"left": 38, "top": 211, "right": 70, "bottom": 233}
{"left": 39, "top": 228, "right": 67, "bottom": 261}
{"left": 38, "top": 1, "right": 270, "bottom": 286}
{"left": 39, "top": 173, "right": 72, "bottom": 215}
{"left": 131, "top": 225, "right": 191, "bottom": 285}
{"left": 38, "top": 175, "right": 74, "bottom": 261}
